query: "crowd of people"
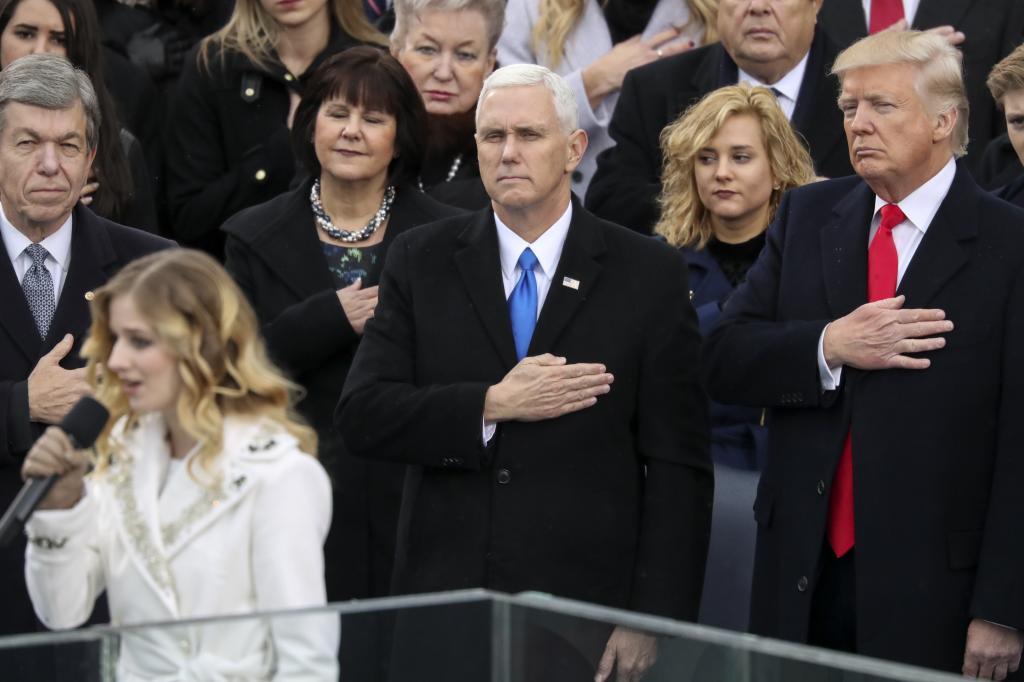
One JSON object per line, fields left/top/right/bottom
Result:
{"left": 0, "top": 0, "right": 1023, "bottom": 680}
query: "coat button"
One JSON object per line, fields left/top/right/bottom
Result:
{"left": 284, "top": 72, "right": 295, "bottom": 82}
{"left": 254, "top": 169, "right": 268, "bottom": 182}
{"left": 84, "top": 290, "right": 94, "bottom": 301}
{"left": 816, "top": 480, "right": 825, "bottom": 495}
{"left": 797, "top": 576, "right": 809, "bottom": 592}
{"left": 497, "top": 469, "right": 511, "bottom": 484}
{"left": 244, "top": 87, "right": 255, "bottom": 97}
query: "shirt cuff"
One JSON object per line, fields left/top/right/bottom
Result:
{"left": 984, "top": 619, "right": 1019, "bottom": 632}
{"left": 482, "top": 418, "right": 496, "bottom": 445}
{"left": 817, "top": 325, "right": 843, "bottom": 391}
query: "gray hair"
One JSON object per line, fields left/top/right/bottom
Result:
{"left": 476, "top": 64, "right": 579, "bottom": 133}
{"left": 391, "top": 0, "right": 506, "bottom": 52}
{"left": 0, "top": 54, "right": 101, "bottom": 150}
{"left": 831, "top": 30, "right": 968, "bottom": 157}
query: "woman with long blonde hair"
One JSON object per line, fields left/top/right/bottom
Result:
{"left": 165, "top": 0, "right": 386, "bottom": 259}
{"left": 657, "top": 84, "right": 813, "bottom": 630}
{"left": 21, "top": 249, "right": 337, "bottom": 680}
{"left": 498, "top": 0, "right": 716, "bottom": 195}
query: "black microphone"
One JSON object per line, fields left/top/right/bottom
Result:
{"left": 0, "top": 397, "right": 110, "bottom": 547}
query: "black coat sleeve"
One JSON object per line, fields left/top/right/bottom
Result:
{"left": 584, "top": 67, "right": 663, "bottom": 235}
{"left": 163, "top": 54, "right": 294, "bottom": 249}
{"left": 335, "top": 233, "right": 492, "bottom": 470}
{"left": 223, "top": 234, "right": 358, "bottom": 376}
{"left": 703, "top": 192, "right": 831, "bottom": 409}
{"left": 628, "top": 247, "right": 713, "bottom": 620}
{"left": 119, "top": 130, "right": 160, "bottom": 233}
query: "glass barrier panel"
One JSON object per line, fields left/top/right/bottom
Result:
{"left": 0, "top": 590, "right": 969, "bottom": 681}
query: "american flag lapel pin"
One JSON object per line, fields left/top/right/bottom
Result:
{"left": 562, "top": 276, "right": 580, "bottom": 290}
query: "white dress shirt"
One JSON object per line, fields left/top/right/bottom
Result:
{"left": 818, "top": 158, "right": 956, "bottom": 389}
{"left": 861, "top": 0, "right": 920, "bottom": 29}
{"left": 738, "top": 51, "right": 810, "bottom": 122}
{"left": 495, "top": 202, "right": 572, "bottom": 311}
{"left": 483, "top": 202, "right": 573, "bottom": 442}
{"left": 0, "top": 203, "right": 73, "bottom": 301}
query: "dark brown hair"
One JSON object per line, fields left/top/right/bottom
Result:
{"left": 291, "top": 46, "right": 427, "bottom": 186}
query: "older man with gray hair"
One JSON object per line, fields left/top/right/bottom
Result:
{"left": 705, "top": 30, "right": 1024, "bottom": 678}
{"left": 338, "top": 63, "right": 711, "bottom": 681}
{"left": 0, "top": 54, "right": 171, "bottom": 637}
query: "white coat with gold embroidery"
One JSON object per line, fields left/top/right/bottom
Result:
{"left": 24, "top": 414, "right": 337, "bottom": 681}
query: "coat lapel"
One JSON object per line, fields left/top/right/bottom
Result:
{"left": 821, "top": 182, "right": 874, "bottom": 318}
{"left": 46, "top": 208, "right": 118, "bottom": 353}
{"left": 896, "top": 166, "right": 974, "bottom": 306}
{"left": 913, "top": 0, "right": 971, "bottom": 31}
{"left": 0, "top": 247, "right": 41, "bottom": 363}
{"left": 240, "top": 186, "right": 335, "bottom": 300}
{"left": 160, "top": 420, "right": 285, "bottom": 559}
{"left": 453, "top": 210, "right": 519, "bottom": 369}
{"left": 528, "top": 207, "right": 605, "bottom": 356}
{"left": 667, "top": 45, "right": 729, "bottom": 125}
{"left": 107, "top": 416, "right": 179, "bottom": 616}
{"left": 791, "top": 30, "right": 843, "bottom": 167}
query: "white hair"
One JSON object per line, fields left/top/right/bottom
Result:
{"left": 476, "top": 64, "right": 579, "bottom": 133}
{"left": 391, "top": 0, "right": 505, "bottom": 51}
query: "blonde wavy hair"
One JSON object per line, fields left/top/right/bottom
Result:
{"left": 655, "top": 84, "right": 815, "bottom": 248}
{"left": 198, "top": 0, "right": 386, "bottom": 72}
{"left": 532, "top": 0, "right": 717, "bottom": 70}
{"left": 81, "top": 250, "right": 317, "bottom": 480}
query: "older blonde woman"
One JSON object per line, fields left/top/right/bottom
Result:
{"left": 498, "top": 0, "right": 714, "bottom": 195}
{"left": 391, "top": 0, "right": 504, "bottom": 209}
{"left": 22, "top": 250, "right": 336, "bottom": 680}
{"left": 986, "top": 43, "right": 1024, "bottom": 207}
{"left": 657, "top": 83, "right": 813, "bottom": 631}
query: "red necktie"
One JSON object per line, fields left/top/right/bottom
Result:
{"left": 869, "top": 0, "right": 905, "bottom": 34}
{"left": 827, "top": 203, "right": 905, "bottom": 557}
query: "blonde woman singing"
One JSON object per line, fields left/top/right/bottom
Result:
{"left": 22, "top": 250, "right": 337, "bottom": 680}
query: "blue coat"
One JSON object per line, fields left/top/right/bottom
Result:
{"left": 683, "top": 246, "right": 768, "bottom": 471}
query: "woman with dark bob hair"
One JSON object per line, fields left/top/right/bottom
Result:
{"left": 165, "top": 0, "right": 385, "bottom": 258}
{"left": 223, "top": 45, "right": 462, "bottom": 601}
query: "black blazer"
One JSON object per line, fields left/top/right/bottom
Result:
{"left": 336, "top": 198, "right": 713, "bottom": 620}
{"left": 585, "top": 29, "right": 852, "bottom": 235}
{"left": 0, "top": 207, "right": 172, "bottom": 635}
{"left": 703, "top": 164, "right": 1024, "bottom": 672}
{"left": 819, "top": 0, "right": 1024, "bottom": 173}
{"left": 995, "top": 172, "right": 1024, "bottom": 209}
{"left": 164, "top": 27, "right": 359, "bottom": 259}
{"left": 222, "top": 182, "right": 462, "bottom": 600}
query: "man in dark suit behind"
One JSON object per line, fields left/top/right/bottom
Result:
{"left": 704, "top": 30, "right": 1024, "bottom": 678}
{"left": 0, "top": 55, "right": 172, "bottom": 637}
{"left": 337, "top": 64, "right": 711, "bottom": 681}
{"left": 585, "top": 0, "right": 852, "bottom": 235}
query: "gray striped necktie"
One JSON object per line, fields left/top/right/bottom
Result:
{"left": 21, "top": 243, "right": 55, "bottom": 339}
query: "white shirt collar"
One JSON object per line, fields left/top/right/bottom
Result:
{"left": 737, "top": 50, "right": 810, "bottom": 112}
{"left": 872, "top": 157, "right": 957, "bottom": 234}
{"left": 495, "top": 202, "right": 573, "bottom": 281}
{"left": 0, "top": 202, "right": 73, "bottom": 273}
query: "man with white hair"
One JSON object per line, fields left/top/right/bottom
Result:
{"left": 705, "top": 30, "right": 1024, "bottom": 678}
{"left": 338, "top": 64, "right": 711, "bottom": 680}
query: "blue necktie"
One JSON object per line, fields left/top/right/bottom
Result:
{"left": 508, "top": 248, "right": 539, "bottom": 361}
